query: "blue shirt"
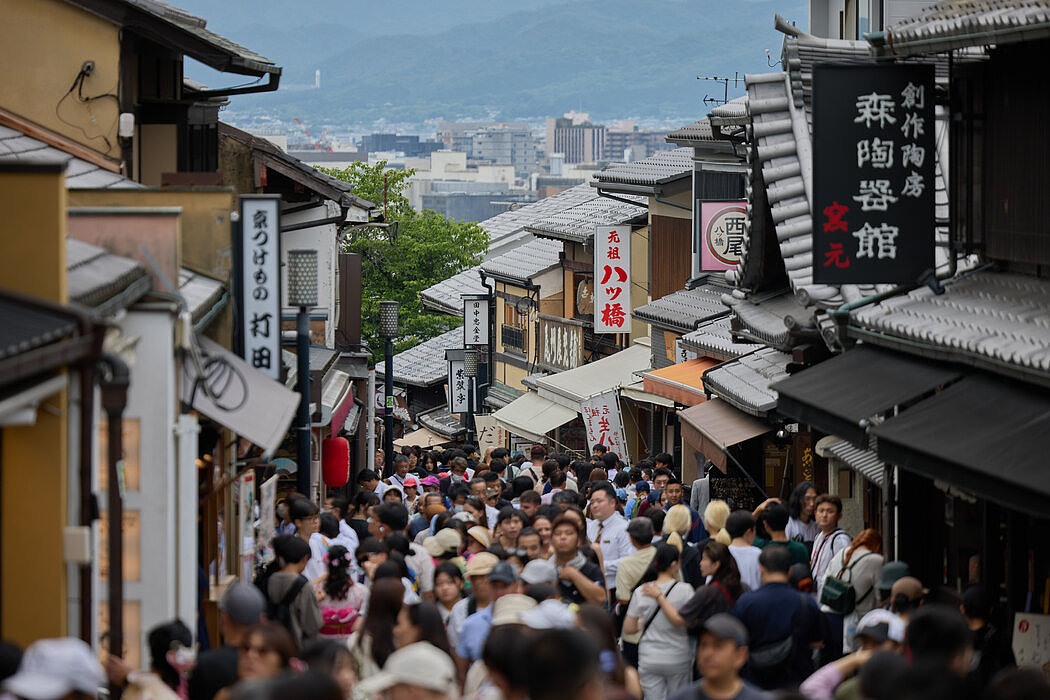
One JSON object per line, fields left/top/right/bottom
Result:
{"left": 456, "top": 605, "right": 493, "bottom": 661}
{"left": 732, "top": 581, "right": 824, "bottom": 689}
{"left": 663, "top": 502, "right": 708, "bottom": 545}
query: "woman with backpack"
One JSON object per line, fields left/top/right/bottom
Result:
{"left": 317, "top": 544, "right": 369, "bottom": 641}
{"left": 622, "top": 544, "right": 695, "bottom": 700}
{"left": 263, "top": 534, "right": 322, "bottom": 650}
{"left": 821, "top": 528, "right": 883, "bottom": 653}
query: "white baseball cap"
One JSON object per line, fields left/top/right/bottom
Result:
{"left": 357, "top": 642, "right": 458, "bottom": 697}
{"left": 2, "top": 638, "right": 104, "bottom": 700}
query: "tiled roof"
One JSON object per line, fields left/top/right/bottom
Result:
{"left": 632, "top": 282, "right": 732, "bottom": 333}
{"left": 481, "top": 183, "right": 599, "bottom": 244}
{"left": 709, "top": 97, "right": 749, "bottom": 126}
{"left": 741, "top": 32, "right": 955, "bottom": 310}
{"left": 480, "top": 237, "right": 562, "bottom": 285}
{"left": 375, "top": 326, "right": 463, "bottom": 387}
{"left": 824, "top": 438, "right": 885, "bottom": 487}
{"left": 724, "top": 291, "right": 814, "bottom": 351}
{"left": 419, "top": 267, "right": 487, "bottom": 315}
{"left": 592, "top": 148, "right": 693, "bottom": 190}
{"left": 524, "top": 194, "right": 646, "bottom": 244}
{"left": 178, "top": 268, "right": 226, "bottom": 326}
{"left": 850, "top": 270, "right": 1050, "bottom": 385}
{"left": 66, "top": 238, "right": 150, "bottom": 313}
{"left": 666, "top": 119, "right": 716, "bottom": 145}
{"left": 703, "top": 347, "right": 791, "bottom": 417}
{"left": 0, "top": 126, "right": 142, "bottom": 189}
{"left": 417, "top": 407, "right": 466, "bottom": 439}
{"left": 878, "top": 0, "right": 1050, "bottom": 56}
{"left": 0, "top": 297, "right": 79, "bottom": 361}
{"left": 681, "top": 316, "right": 759, "bottom": 361}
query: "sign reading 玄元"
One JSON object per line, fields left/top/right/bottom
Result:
{"left": 463, "top": 294, "right": 490, "bottom": 346}
{"left": 812, "top": 64, "right": 935, "bottom": 284}
{"left": 237, "top": 195, "right": 282, "bottom": 380}
{"left": 700, "top": 202, "right": 747, "bottom": 271}
{"left": 594, "top": 225, "right": 631, "bottom": 333}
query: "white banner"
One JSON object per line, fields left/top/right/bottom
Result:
{"left": 258, "top": 475, "right": 278, "bottom": 565}
{"left": 580, "top": 391, "right": 629, "bottom": 463}
{"left": 674, "top": 338, "right": 699, "bottom": 364}
{"left": 239, "top": 195, "right": 281, "bottom": 380}
{"left": 594, "top": 225, "right": 631, "bottom": 333}
{"left": 1013, "top": 612, "right": 1050, "bottom": 669}
{"left": 463, "top": 295, "right": 490, "bottom": 345}
{"left": 474, "top": 414, "right": 507, "bottom": 454}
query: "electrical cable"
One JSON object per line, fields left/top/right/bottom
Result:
{"left": 55, "top": 66, "right": 117, "bottom": 151}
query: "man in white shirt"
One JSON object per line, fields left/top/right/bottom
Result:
{"left": 810, "top": 494, "right": 851, "bottom": 599}
{"left": 725, "top": 511, "right": 762, "bottom": 592}
{"left": 585, "top": 481, "right": 634, "bottom": 602}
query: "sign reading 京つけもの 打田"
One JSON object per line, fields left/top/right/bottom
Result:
{"left": 700, "top": 202, "right": 747, "bottom": 271}
{"left": 463, "top": 294, "right": 490, "bottom": 346}
{"left": 580, "top": 391, "right": 628, "bottom": 463}
{"left": 812, "top": 64, "right": 935, "bottom": 284}
{"left": 238, "top": 195, "right": 281, "bottom": 380}
{"left": 594, "top": 225, "right": 631, "bottom": 333}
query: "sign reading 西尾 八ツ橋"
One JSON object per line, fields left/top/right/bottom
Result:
{"left": 812, "top": 64, "right": 935, "bottom": 284}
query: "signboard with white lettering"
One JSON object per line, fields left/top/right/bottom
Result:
{"left": 237, "top": 195, "right": 282, "bottom": 379}
{"left": 813, "top": 64, "right": 935, "bottom": 284}
{"left": 445, "top": 349, "right": 471, "bottom": 414}
{"left": 593, "top": 225, "right": 631, "bottom": 333}
{"left": 580, "top": 391, "right": 628, "bottom": 462}
{"left": 463, "top": 294, "right": 490, "bottom": 346}
{"left": 700, "top": 201, "right": 747, "bottom": 271}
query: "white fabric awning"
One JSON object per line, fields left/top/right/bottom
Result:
{"left": 394, "top": 426, "right": 454, "bottom": 449}
{"left": 182, "top": 337, "right": 299, "bottom": 455}
{"left": 492, "top": 391, "right": 579, "bottom": 443}
{"left": 533, "top": 341, "right": 652, "bottom": 409}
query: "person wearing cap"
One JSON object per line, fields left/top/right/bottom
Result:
{"left": 875, "top": 560, "right": 910, "bottom": 605}
{"left": 357, "top": 641, "right": 460, "bottom": 700}
{"left": 446, "top": 552, "right": 499, "bottom": 659}
{"left": 423, "top": 528, "right": 463, "bottom": 564}
{"left": 188, "top": 582, "right": 266, "bottom": 700}
{"left": 668, "top": 614, "right": 770, "bottom": 700}
{"left": 799, "top": 608, "right": 906, "bottom": 700}
{"left": 888, "top": 575, "right": 927, "bottom": 621}
{"left": 2, "top": 638, "right": 105, "bottom": 700}
{"left": 456, "top": 562, "right": 524, "bottom": 665}
{"left": 402, "top": 475, "right": 420, "bottom": 509}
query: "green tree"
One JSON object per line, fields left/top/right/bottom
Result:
{"left": 319, "top": 162, "right": 489, "bottom": 359}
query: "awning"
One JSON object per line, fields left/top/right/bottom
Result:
{"left": 817, "top": 435, "right": 885, "bottom": 488}
{"left": 771, "top": 346, "right": 963, "bottom": 447}
{"left": 621, "top": 379, "right": 675, "bottom": 408}
{"left": 533, "top": 342, "right": 652, "bottom": 409}
{"left": 679, "top": 398, "right": 771, "bottom": 473}
{"left": 0, "top": 374, "right": 68, "bottom": 426}
{"left": 394, "top": 426, "right": 454, "bottom": 449}
{"left": 182, "top": 337, "right": 299, "bottom": 455}
{"left": 316, "top": 369, "right": 354, "bottom": 430}
{"left": 872, "top": 373, "right": 1050, "bottom": 518}
{"left": 642, "top": 358, "right": 720, "bottom": 407}
{"left": 492, "top": 391, "right": 579, "bottom": 444}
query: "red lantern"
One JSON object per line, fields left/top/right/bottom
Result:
{"left": 322, "top": 437, "right": 350, "bottom": 488}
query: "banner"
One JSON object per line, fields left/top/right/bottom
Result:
{"left": 258, "top": 475, "right": 278, "bottom": 565}
{"left": 594, "top": 225, "right": 631, "bottom": 333}
{"left": 237, "top": 195, "right": 281, "bottom": 379}
{"left": 463, "top": 294, "right": 490, "bottom": 346}
{"left": 813, "top": 64, "right": 935, "bottom": 284}
{"left": 700, "top": 202, "right": 747, "bottom": 271}
{"left": 445, "top": 349, "right": 469, "bottom": 414}
{"left": 474, "top": 415, "right": 507, "bottom": 454}
{"left": 580, "top": 391, "right": 629, "bottom": 462}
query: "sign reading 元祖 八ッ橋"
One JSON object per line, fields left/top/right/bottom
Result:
{"left": 594, "top": 225, "right": 631, "bottom": 333}
{"left": 812, "top": 64, "right": 935, "bottom": 284}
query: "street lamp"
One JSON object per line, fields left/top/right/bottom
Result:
{"left": 463, "top": 348, "right": 478, "bottom": 445}
{"left": 378, "top": 300, "right": 399, "bottom": 479}
{"left": 288, "top": 249, "right": 318, "bottom": 498}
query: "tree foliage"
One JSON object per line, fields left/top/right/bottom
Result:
{"left": 319, "top": 161, "right": 489, "bottom": 359}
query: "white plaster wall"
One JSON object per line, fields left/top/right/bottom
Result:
{"left": 281, "top": 201, "right": 340, "bottom": 348}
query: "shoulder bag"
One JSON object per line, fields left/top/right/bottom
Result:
{"left": 820, "top": 552, "right": 873, "bottom": 615}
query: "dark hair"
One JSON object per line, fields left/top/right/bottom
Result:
{"left": 357, "top": 578, "right": 403, "bottom": 667}
{"left": 374, "top": 501, "right": 409, "bottom": 532}
{"left": 465, "top": 497, "right": 489, "bottom": 527}
{"left": 612, "top": 471, "right": 630, "bottom": 488}
{"left": 241, "top": 623, "right": 296, "bottom": 668}
{"left": 654, "top": 452, "right": 673, "bottom": 467}
{"left": 983, "top": 667, "right": 1050, "bottom": 700}
{"left": 376, "top": 550, "right": 410, "bottom": 581}
{"left": 483, "top": 625, "right": 539, "bottom": 693}
{"left": 761, "top": 502, "right": 790, "bottom": 531}
{"left": 328, "top": 497, "right": 349, "bottom": 517}
{"left": 575, "top": 603, "right": 628, "bottom": 689}
{"left": 589, "top": 480, "right": 616, "bottom": 502}
{"left": 384, "top": 532, "right": 411, "bottom": 557}
{"left": 319, "top": 512, "right": 340, "bottom": 538}
{"left": 354, "top": 538, "right": 388, "bottom": 562}
{"left": 492, "top": 447, "right": 510, "bottom": 461}
{"left": 517, "top": 527, "right": 540, "bottom": 543}
{"left": 435, "top": 561, "right": 464, "bottom": 585}
{"left": 490, "top": 458, "right": 507, "bottom": 474}
{"left": 647, "top": 508, "right": 666, "bottom": 533}
{"left": 787, "top": 481, "right": 817, "bottom": 520}
{"left": 637, "top": 543, "right": 680, "bottom": 586}
{"left": 300, "top": 638, "right": 358, "bottom": 679}
{"left": 518, "top": 487, "right": 542, "bottom": 504}
{"left": 591, "top": 443, "right": 607, "bottom": 454}
{"left": 497, "top": 506, "right": 528, "bottom": 528}
{"left": 357, "top": 469, "right": 379, "bottom": 483}
{"left": 814, "top": 493, "right": 843, "bottom": 514}
{"left": 448, "top": 483, "right": 471, "bottom": 502}
{"left": 600, "top": 452, "right": 620, "bottom": 470}
{"left": 323, "top": 545, "right": 354, "bottom": 600}
{"left": 702, "top": 541, "right": 743, "bottom": 600}
{"left": 627, "top": 468, "right": 643, "bottom": 483}
{"left": 961, "top": 585, "right": 994, "bottom": 620}
{"left": 403, "top": 601, "right": 452, "bottom": 656}
{"left": 525, "top": 628, "right": 599, "bottom": 700}
{"left": 552, "top": 490, "right": 580, "bottom": 507}
{"left": 725, "top": 510, "right": 756, "bottom": 539}
{"left": 0, "top": 640, "right": 21, "bottom": 682}
{"left": 541, "top": 459, "right": 560, "bottom": 479}
{"left": 551, "top": 512, "right": 583, "bottom": 539}
{"left": 552, "top": 453, "right": 570, "bottom": 469}
{"left": 261, "top": 669, "right": 345, "bottom": 700}
{"left": 273, "top": 534, "right": 310, "bottom": 565}
{"left": 147, "top": 620, "right": 192, "bottom": 689}
{"left": 758, "top": 543, "right": 792, "bottom": 575}
{"left": 906, "top": 605, "right": 971, "bottom": 663}
{"left": 530, "top": 445, "right": 548, "bottom": 460}
{"left": 858, "top": 650, "right": 908, "bottom": 700}
{"left": 626, "top": 517, "right": 654, "bottom": 544}
{"left": 652, "top": 467, "right": 673, "bottom": 481}
{"left": 481, "top": 471, "right": 500, "bottom": 484}
{"left": 549, "top": 469, "right": 567, "bottom": 488}
{"left": 537, "top": 504, "right": 562, "bottom": 521}
{"left": 350, "top": 491, "right": 379, "bottom": 520}
{"left": 289, "top": 499, "right": 320, "bottom": 521}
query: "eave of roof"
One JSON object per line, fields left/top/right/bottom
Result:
{"left": 374, "top": 326, "right": 464, "bottom": 387}
{"left": 632, "top": 282, "right": 733, "bottom": 334}
{"left": 480, "top": 237, "right": 562, "bottom": 285}
{"left": 592, "top": 147, "right": 693, "bottom": 194}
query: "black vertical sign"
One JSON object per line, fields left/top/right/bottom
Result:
{"left": 813, "top": 64, "right": 935, "bottom": 284}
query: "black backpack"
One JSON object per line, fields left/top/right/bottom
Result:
{"left": 266, "top": 575, "right": 308, "bottom": 631}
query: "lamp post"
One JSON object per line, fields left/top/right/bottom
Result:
{"left": 378, "top": 300, "right": 399, "bottom": 479}
{"left": 288, "top": 250, "right": 318, "bottom": 498}
{"left": 463, "top": 348, "right": 478, "bottom": 446}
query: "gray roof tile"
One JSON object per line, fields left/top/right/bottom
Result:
{"left": 824, "top": 438, "right": 885, "bottom": 487}
{"left": 666, "top": 119, "right": 716, "bottom": 145}
{"left": 419, "top": 267, "right": 488, "bottom": 315}
{"left": 632, "top": 282, "right": 732, "bottom": 333}
{"left": 66, "top": 238, "right": 149, "bottom": 311}
{"left": 703, "top": 347, "right": 792, "bottom": 416}
{"left": 178, "top": 268, "right": 226, "bottom": 323}
{"left": 880, "top": 0, "right": 1050, "bottom": 56}
{"left": 0, "top": 298, "right": 79, "bottom": 361}
{"left": 375, "top": 326, "right": 464, "bottom": 387}
{"left": 725, "top": 291, "right": 814, "bottom": 350}
{"left": 681, "top": 316, "right": 760, "bottom": 361}
{"left": 593, "top": 148, "right": 693, "bottom": 189}
{"left": 480, "top": 237, "right": 562, "bottom": 284}
{"left": 524, "top": 194, "right": 646, "bottom": 244}
{"left": 0, "top": 126, "right": 141, "bottom": 190}
{"left": 417, "top": 407, "right": 466, "bottom": 439}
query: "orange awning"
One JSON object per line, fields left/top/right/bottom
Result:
{"left": 642, "top": 358, "right": 720, "bottom": 406}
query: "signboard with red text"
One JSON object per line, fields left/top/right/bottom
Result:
{"left": 594, "top": 225, "right": 631, "bottom": 333}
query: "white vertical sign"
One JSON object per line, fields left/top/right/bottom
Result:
{"left": 446, "top": 353, "right": 469, "bottom": 414}
{"left": 463, "top": 294, "right": 490, "bottom": 345}
{"left": 594, "top": 225, "right": 631, "bottom": 333}
{"left": 580, "top": 391, "right": 629, "bottom": 463}
{"left": 258, "top": 475, "right": 278, "bottom": 565}
{"left": 239, "top": 195, "right": 281, "bottom": 380}
{"left": 474, "top": 414, "right": 507, "bottom": 454}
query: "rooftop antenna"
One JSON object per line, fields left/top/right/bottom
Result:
{"left": 697, "top": 72, "right": 744, "bottom": 108}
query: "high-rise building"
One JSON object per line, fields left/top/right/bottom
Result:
{"left": 545, "top": 114, "right": 605, "bottom": 164}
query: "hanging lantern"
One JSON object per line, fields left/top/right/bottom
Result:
{"left": 322, "top": 437, "right": 350, "bottom": 487}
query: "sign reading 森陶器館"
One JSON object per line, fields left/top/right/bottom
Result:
{"left": 463, "top": 294, "right": 490, "bottom": 346}
{"left": 812, "top": 64, "right": 935, "bottom": 284}
{"left": 580, "top": 391, "right": 628, "bottom": 463}
{"left": 594, "top": 225, "right": 631, "bottom": 333}
{"left": 700, "top": 202, "right": 747, "bottom": 271}
{"left": 238, "top": 195, "right": 282, "bottom": 380}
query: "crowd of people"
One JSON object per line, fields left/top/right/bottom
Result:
{"left": 2, "top": 444, "right": 1045, "bottom": 700}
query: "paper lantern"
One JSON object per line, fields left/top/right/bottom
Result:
{"left": 322, "top": 437, "right": 350, "bottom": 488}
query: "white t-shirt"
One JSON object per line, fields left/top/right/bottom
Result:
{"left": 729, "top": 544, "right": 763, "bottom": 592}
{"left": 786, "top": 517, "right": 820, "bottom": 545}
{"left": 811, "top": 529, "right": 852, "bottom": 598}
{"left": 626, "top": 579, "right": 696, "bottom": 667}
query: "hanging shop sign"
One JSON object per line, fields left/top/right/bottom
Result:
{"left": 580, "top": 391, "right": 629, "bottom": 462}
{"left": 594, "top": 225, "right": 631, "bottom": 333}
{"left": 463, "top": 294, "right": 490, "bottom": 346}
{"left": 474, "top": 414, "right": 508, "bottom": 454}
{"left": 237, "top": 195, "right": 282, "bottom": 379}
{"left": 700, "top": 201, "right": 747, "bottom": 271}
{"left": 812, "top": 64, "right": 936, "bottom": 284}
